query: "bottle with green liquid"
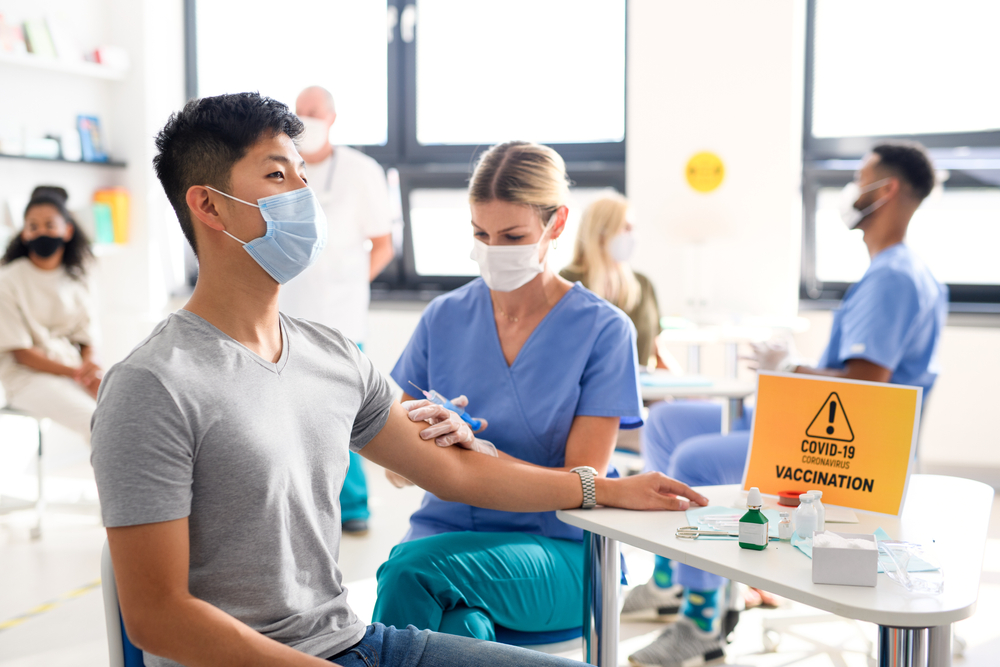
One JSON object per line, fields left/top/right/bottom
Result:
{"left": 739, "top": 487, "right": 769, "bottom": 551}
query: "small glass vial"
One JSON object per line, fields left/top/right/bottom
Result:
{"left": 739, "top": 487, "right": 769, "bottom": 551}
{"left": 793, "top": 493, "right": 817, "bottom": 543}
{"left": 808, "top": 489, "right": 826, "bottom": 532}
{"left": 778, "top": 512, "right": 793, "bottom": 540}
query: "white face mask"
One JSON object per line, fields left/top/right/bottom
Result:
{"left": 608, "top": 230, "right": 635, "bottom": 263}
{"left": 840, "top": 178, "right": 891, "bottom": 230}
{"left": 297, "top": 116, "right": 330, "bottom": 155}
{"left": 470, "top": 238, "right": 544, "bottom": 292}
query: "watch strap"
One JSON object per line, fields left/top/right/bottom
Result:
{"left": 571, "top": 466, "right": 597, "bottom": 509}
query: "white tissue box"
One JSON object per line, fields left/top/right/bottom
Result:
{"left": 812, "top": 532, "right": 878, "bottom": 587}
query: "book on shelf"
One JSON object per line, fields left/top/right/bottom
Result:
{"left": 23, "top": 19, "right": 56, "bottom": 58}
{"left": 93, "top": 188, "right": 129, "bottom": 244}
{"left": 77, "top": 115, "right": 108, "bottom": 163}
{"left": 0, "top": 14, "right": 28, "bottom": 55}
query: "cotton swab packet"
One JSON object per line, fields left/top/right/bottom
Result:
{"left": 812, "top": 531, "right": 876, "bottom": 550}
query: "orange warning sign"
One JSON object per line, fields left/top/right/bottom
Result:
{"left": 742, "top": 372, "right": 922, "bottom": 516}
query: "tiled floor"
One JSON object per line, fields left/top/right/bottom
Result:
{"left": 1, "top": 424, "right": 998, "bottom": 666}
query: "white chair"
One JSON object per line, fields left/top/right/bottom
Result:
{"left": 101, "top": 539, "right": 146, "bottom": 666}
{"left": 0, "top": 406, "right": 47, "bottom": 539}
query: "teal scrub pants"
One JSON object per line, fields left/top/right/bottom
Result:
{"left": 341, "top": 450, "right": 369, "bottom": 521}
{"left": 372, "top": 531, "right": 583, "bottom": 641}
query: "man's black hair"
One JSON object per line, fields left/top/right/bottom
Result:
{"left": 871, "top": 142, "right": 935, "bottom": 203}
{"left": 152, "top": 92, "right": 304, "bottom": 255}
{"left": 2, "top": 194, "right": 94, "bottom": 280}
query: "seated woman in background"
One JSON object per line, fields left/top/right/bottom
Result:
{"left": 0, "top": 188, "right": 101, "bottom": 443}
{"left": 560, "top": 193, "right": 677, "bottom": 371}
{"left": 372, "top": 141, "right": 671, "bottom": 641}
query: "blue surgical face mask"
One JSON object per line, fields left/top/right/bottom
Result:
{"left": 204, "top": 185, "right": 327, "bottom": 284}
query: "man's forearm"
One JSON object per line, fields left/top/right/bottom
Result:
{"left": 127, "top": 594, "right": 333, "bottom": 667}
{"left": 368, "top": 234, "right": 393, "bottom": 280}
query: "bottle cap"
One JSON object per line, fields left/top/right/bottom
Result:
{"left": 799, "top": 493, "right": 812, "bottom": 502}
{"left": 808, "top": 489, "right": 823, "bottom": 499}
{"left": 747, "top": 487, "right": 762, "bottom": 507}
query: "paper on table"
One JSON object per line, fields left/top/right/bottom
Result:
{"left": 791, "top": 528, "right": 939, "bottom": 573}
{"left": 686, "top": 505, "right": 781, "bottom": 538}
{"left": 824, "top": 505, "right": 860, "bottom": 524}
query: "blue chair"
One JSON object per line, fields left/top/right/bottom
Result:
{"left": 101, "top": 540, "right": 146, "bottom": 667}
{"left": 494, "top": 625, "right": 583, "bottom": 651}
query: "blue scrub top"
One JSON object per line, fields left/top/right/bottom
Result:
{"left": 391, "top": 279, "right": 643, "bottom": 543}
{"left": 818, "top": 243, "right": 947, "bottom": 396}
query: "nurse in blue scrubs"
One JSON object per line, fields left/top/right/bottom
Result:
{"left": 371, "top": 140, "right": 644, "bottom": 640}
{"left": 625, "top": 142, "right": 949, "bottom": 667}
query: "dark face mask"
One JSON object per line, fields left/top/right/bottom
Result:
{"left": 25, "top": 235, "right": 66, "bottom": 258}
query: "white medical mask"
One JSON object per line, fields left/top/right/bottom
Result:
{"left": 205, "top": 185, "right": 327, "bottom": 284}
{"left": 608, "top": 230, "right": 635, "bottom": 263}
{"left": 840, "top": 178, "right": 891, "bottom": 230}
{"left": 470, "top": 239, "right": 544, "bottom": 292}
{"left": 297, "top": 116, "right": 330, "bottom": 154}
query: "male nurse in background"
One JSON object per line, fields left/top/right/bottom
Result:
{"left": 280, "top": 85, "right": 395, "bottom": 535}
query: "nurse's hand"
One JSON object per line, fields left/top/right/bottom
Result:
{"left": 599, "top": 472, "right": 710, "bottom": 511}
{"left": 402, "top": 398, "right": 489, "bottom": 448}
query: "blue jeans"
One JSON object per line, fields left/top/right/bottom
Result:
{"left": 327, "top": 623, "right": 581, "bottom": 666}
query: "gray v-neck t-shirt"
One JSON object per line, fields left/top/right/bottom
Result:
{"left": 91, "top": 310, "right": 393, "bottom": 666}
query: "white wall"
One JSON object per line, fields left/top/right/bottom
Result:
{"left": 0, "top": 0, "right": 186, "bottom": 366}
{"left": 626, "top": 0, "right": 805, "bottom": 322}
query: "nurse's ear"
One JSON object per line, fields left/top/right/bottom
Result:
{"left": 547, "top": 205, "right": 569, "bottom": 241}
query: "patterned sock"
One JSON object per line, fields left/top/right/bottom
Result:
{"left": 681, "top": 588, "right": 721, "bottom": 634}
{"left": 652, "top": 556, "right": 674, "bottom": 588}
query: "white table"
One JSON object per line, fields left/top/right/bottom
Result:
{"left": 557, "top": 476, "right": 993, "bottom": 667}
{"left": 639, "top": 375, "right": 756, "bottom": 433}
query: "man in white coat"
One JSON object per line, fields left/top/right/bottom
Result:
{"left": 280, "top": 85, "right": 395, "bottom": 535}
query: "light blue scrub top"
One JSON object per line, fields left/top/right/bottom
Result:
{"left": 391, "top": 279, "right": 643, "bottom": 543}
{"left": 817, "top": 243, "right": 948, "bottom": 396}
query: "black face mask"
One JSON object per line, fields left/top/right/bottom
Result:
{"left": 25, "top": 235, "right": 66, "bottom": 258}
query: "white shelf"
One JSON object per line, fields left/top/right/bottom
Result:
{"left": 0, "top": 51, "right": 127, "bottom": 81}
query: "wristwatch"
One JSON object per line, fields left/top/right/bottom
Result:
{"left": 570, "top": 466, "right": 598, "bottom": 509}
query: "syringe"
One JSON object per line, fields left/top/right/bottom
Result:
{"left": 407, "top": 381, "right": 483, "bottom": 431}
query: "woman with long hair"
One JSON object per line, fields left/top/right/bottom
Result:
{"left": 0, "top": 188, "right": 100, "bottom": 441}
{"left": 561, "top": 193, "right": 676, "bottom": 370}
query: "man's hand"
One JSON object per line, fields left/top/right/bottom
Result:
{"left": 596, "top": 472, "right": 709, "bottom": 511}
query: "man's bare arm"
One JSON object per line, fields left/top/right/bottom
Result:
{"left": 107, "top": 519, "right": 335, "bottom": 667}
{"left": 362, "top": 402, "right": 709, "bottom": 511}
{"left": 795, "top": 358, "right": 892, "bottom": 383}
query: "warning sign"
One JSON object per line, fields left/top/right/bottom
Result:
{"left": 805, "top": 392, "right": 854, "bottom": 442}
{"left": 742, "top": 372, "right": 922, "bottom": 516}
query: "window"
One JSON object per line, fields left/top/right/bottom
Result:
{"left": 802, "top": 0, "right": 1000, "bottom": 308}
{"left": 188, "top": 0, "right": 628, "bottom": 294}
{"left": 194, "top": 0, "right": 389, "bottom": 147}
{"left": 415, "top": 0, "right": 625, "bottom": 146}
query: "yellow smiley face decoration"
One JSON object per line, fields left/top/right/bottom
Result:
{"left": 685, "top": 152, "right": 725, "bottom": 193}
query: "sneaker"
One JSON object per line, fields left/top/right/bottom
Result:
{"left": 342, "top": 519, "right": 369, "bottom": 536}
{"left": 628, "top": 618, "right": 726, "bottom": 667}
{"left": 621, "top": 577, "right": 683, "bottom": 620}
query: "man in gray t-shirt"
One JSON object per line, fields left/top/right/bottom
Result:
{"left": 91, "top": 93, "right": 705, "bottom": 667}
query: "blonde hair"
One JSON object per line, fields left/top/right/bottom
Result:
{"left": 565, "top": 193, "right": 641, "bottom": 312}
{"left": 468, "top": 141, "right": 570, "bottom": 226}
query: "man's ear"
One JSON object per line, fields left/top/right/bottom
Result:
{"left": 185, "top": 185, "right": 227, "bottom": 232}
